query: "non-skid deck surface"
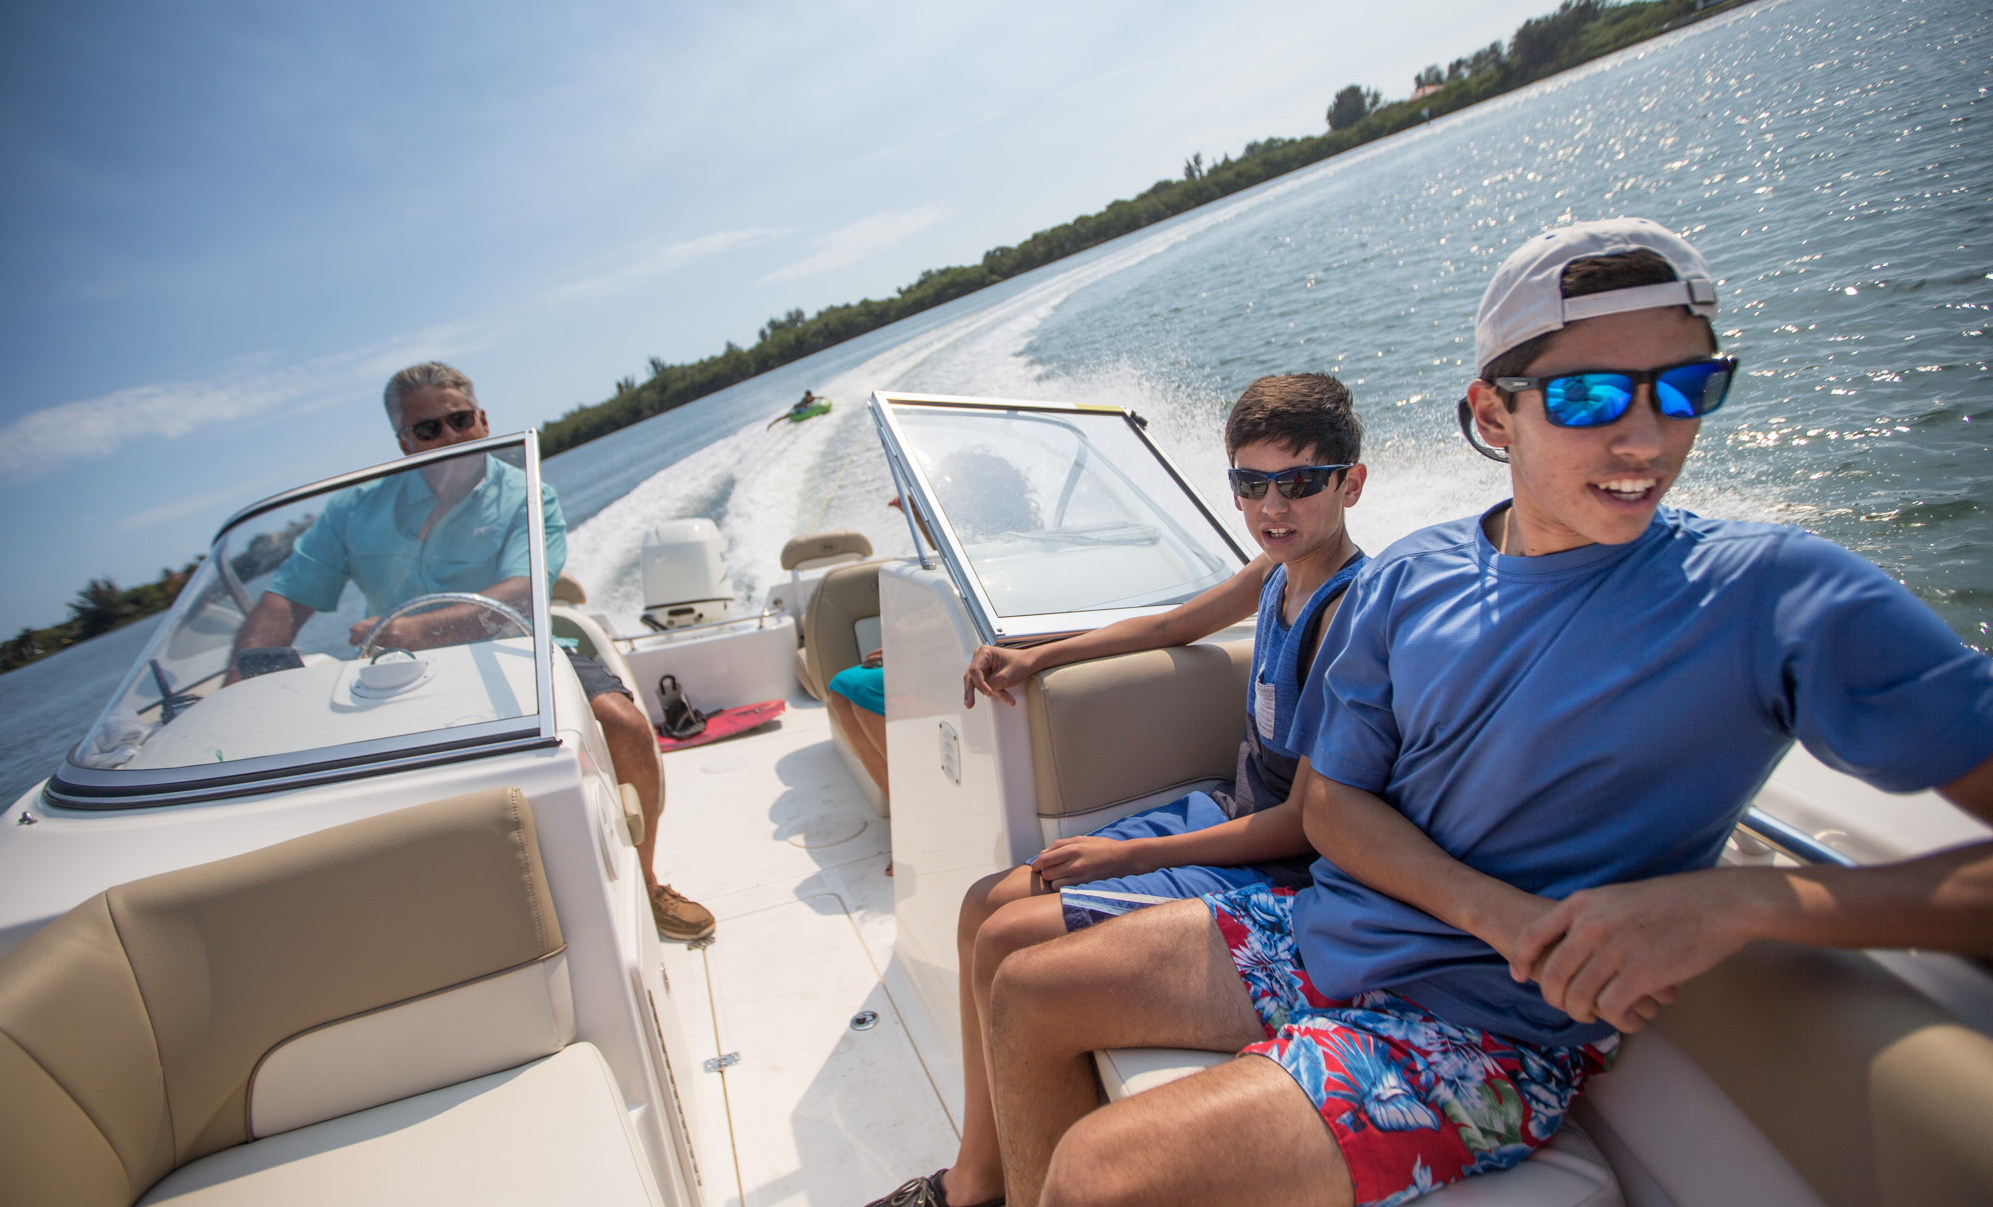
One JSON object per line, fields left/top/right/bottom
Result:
{"left": 654, "top": 696, "right": 957, "bottom": 1207}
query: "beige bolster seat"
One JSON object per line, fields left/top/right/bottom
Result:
{"left": 800, "top": 558, "right": 884, "bottom": 703}
{"left": 802, "top": 559, "right": 889, "bottom": 813}
{"left": 1027, "top": 635, "right": 1252, "bottom": 835}
{"left": 0, "top": 788, "right": 655, "bottom": 1207}
{"left": 781, "top": 529, "right": 873, "bottom": 572}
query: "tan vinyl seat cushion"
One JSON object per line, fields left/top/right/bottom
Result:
{"left": 796, "top": 644, "right": 824, "bottom": 701}
{"left": 1648, "top": 941, "right": 1993, "bottom": 1207}
{"left": 1027, "top": 637, "right": 1252, "bottom": 818}
{"left": 802, "top": 560, "right": 883, "bottom": 694}
{"left": 0, "top": 787, "right": 567, "bottom": 1207}
{"left": 804, "top": 561, "right": 889, "bottom": 808}
{"left": 136, "top": 1043, "right": 658, "bottom": 1207}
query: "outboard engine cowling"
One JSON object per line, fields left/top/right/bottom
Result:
{"left": 641, "top": 519, "right": 736, "bottom": 630}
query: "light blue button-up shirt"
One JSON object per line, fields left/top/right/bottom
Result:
{"left": 268, "top": 454, "right": 567, "bottom": 616}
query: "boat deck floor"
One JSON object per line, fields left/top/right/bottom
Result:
{"left": 653, "top": 694, "right": 959, "bottom": 1207}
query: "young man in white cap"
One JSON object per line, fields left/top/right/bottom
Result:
{"left": 978, "top": 218, "right": 1993, "bottom": 1207}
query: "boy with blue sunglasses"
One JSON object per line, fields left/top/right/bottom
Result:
{"left": 981, "top": 218, "right": 1993, "bottom": 1207}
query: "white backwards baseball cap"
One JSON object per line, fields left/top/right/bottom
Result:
{"left": 1474, "top": 217, "right": 1718, "bottom": 377}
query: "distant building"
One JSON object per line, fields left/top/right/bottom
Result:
{"left": 1411, "top": 83, "right": 1444, "bottom": 101}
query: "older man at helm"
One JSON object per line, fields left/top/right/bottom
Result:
{"left": 232, "top": 361, "right": 714, "bottom": 941}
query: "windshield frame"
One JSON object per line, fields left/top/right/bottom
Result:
{"left": 869, "top": 391, "right": 1248, "bottom": 645}
{"left": 45, "top": 430, "right": 560, "bottom": 809}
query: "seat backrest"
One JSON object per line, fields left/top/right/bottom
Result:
{"left": 1640, "top": 941, "right": 1993, "bottom": 1207}
{"left": 781, "top": 529, "right": 873, "bottom": 572}
{"left": 0, "top": 787, "right": 571, "bottom": 1207}
{"left": 551, "top": 573, "right": 589, "bottom": 605}
{"left": 803, "top": 560, "right": 883, "bottom": 696}
{"left": 1025, "top": 636, "right": 1251, "bottom": 819}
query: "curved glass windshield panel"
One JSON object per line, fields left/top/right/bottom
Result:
{"left": 60, "top": 436, "right": 553, "bottom": 798}
{"left": 885, "top": 399, "right": 1243, "bottom": 631}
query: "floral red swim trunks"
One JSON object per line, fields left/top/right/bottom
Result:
{"left": 1204, "top": 883, "right": 1617, "bottom": 1207}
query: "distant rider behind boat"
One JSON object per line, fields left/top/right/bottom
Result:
{"left": 767, "top": 389, "right": 828, "bottom": 429}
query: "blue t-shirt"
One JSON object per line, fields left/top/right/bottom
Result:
{"left": 269, "top": 454, "right": 567, "bottom": 616}
{"left": 1292, "top": 504, "right": 1993, "bottom": 1048}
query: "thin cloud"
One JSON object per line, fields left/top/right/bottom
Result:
{"left": 552, "top": 227, "right": 789, "bottom": 301}
{"left": 113, "top": 467, "right": 303, "bottom": 532}
{"left": 0, "top": 317, "right": 497, "bottom": 487}
{"left": 760, "top": 205, "right": 949, "bottom": 284}
{"left": 0, "top": 368, "right": 308, "bottom": 487}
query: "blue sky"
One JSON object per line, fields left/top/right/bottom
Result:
{"left": 0, "top": 0, "right": 1552, "bottom": 633}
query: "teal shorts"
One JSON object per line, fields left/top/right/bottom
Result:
{"left": 826, "top": 664, "right": 885, "bottom": 715}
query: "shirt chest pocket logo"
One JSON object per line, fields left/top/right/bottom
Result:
{"left": 1256, "top": 679, "right": 1278, "bottom": 742}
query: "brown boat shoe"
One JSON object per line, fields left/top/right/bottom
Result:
{"left": 649, "top": 883, "right": 716, "bottom": 941}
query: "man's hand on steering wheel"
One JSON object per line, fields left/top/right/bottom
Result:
{"left": 352, "top": 590, "right": 533, "bottom": 656}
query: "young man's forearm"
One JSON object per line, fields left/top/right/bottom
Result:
{"left": 1024, "top": 588, "right": 1256, "bottom": 674}
{"left": 967, "top": 557, "right": 1266, "bottom": 705}
{"left": 1127, "top": 796, "right": 1312, "bottom": 871}
{"left": 1507, "top": 753, "right": 1993, "bottom": 1030}
{"left": 1302, "top": 772, "right": 1549, "bottom": 958}
{"left": 1721, "top": 841, "right": 1993, "bottom": 955}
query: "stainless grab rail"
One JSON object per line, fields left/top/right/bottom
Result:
{"left": 1735, "top": 807, "right": 1858, "bottom": 869}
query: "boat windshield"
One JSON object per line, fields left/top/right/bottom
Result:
{"left": 872, "top": 394, "right": 1246, "bottom": 642}
{"left": 50, "top": 433, "right": 557, "bottom": 807}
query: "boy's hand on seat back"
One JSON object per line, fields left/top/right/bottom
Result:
{"left": 1032, "top": 836, "right": 1157, "bottom": 889}
{"left": 965, "top": 644, "right": 1036, "bottom": 707}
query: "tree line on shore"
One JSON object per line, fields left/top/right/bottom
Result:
{"left": 8, "top": 0, "right": 1742, "bottom": 674}
{"left": 539, "top": 0, "right": 1727, "bottom": 456}
{"left": 3, "top": 563, "right": 201, "bottom": 673}
{"left": 3, "top": 521, "right": 308, "bottom": 676}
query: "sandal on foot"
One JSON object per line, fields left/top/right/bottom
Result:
{"left": 862, "top": 1169, "right": 1002, "bottom": 1207}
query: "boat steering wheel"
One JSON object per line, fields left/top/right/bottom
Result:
{"left": 355, "top": 592, "right": 533, "bottom": 660}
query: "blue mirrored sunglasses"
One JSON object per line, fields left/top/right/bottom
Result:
{"left": 1494, "top": 354, "right": 1737, "bottom": 428}
{"left": 1227, "top": 463, "right": 1353, "bottom": 500}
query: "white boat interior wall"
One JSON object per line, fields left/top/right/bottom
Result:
{"left": 621, "top": 617, "right": 798, "bottom": 719}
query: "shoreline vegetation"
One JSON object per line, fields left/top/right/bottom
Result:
{"left": 8, "top": 0, "right": 1750, "bottom": 676}
{"left": 4, "top": 566, "right": 199, "bottom": 674}
{"left": 538, "top": 0, "right": 1750, "bottom": 456}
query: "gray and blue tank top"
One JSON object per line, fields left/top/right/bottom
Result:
{"left": 1210, "top": 554, "right": 1367, "bottom": 829}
